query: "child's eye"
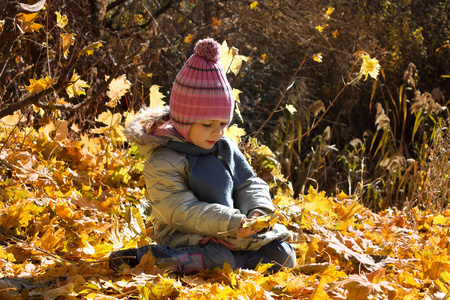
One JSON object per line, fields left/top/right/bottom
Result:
{"left": 202, "top": 123, "right": 212, "bottom": 127}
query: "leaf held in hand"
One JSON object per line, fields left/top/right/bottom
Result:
{"left": 243, "top": 210, "right": 280, "bottom": 230}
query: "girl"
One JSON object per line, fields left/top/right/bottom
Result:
{"left": 109, "top": 38, "right": 296, "bottom": 274}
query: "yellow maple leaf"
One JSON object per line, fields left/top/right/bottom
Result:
{"left": 210, "top": 283, "right": 237, "bottom": 299}
{"left": 0, "top": 199, "right": 41, "bottom": 231}
{"left": 432, "top": 214, "right": 446, "bottom": 225}
{"left": 419, "top": 252, "right": 450, "bottom": 281}
{"left": 78, "top": 41, "right": 103, "bottom": 56}
{"left": 66, "top": 72, "right": 90, "bottom": 98}
{"left": 0, "top": 247, "right": 16, "bottom": 263}
{"left": 332, "top": 29, "right": 339, "bottom": 38}
{"left": 303, "top": 187, "right": 336, "bottom": 221}
{"left": 92, "top": 110, "right": 126, "bottom": 143}
{"left": 39, "top": 121, "right": 56, "bottom": 141}
{"left": 211, "top": 17, "right": 221, "bottom": 29}
{"left": 287, "top": 275, "right": 307, "bottom": 297}
{"left": 34, "top": 226, "right": 66, "bottom": 252}
{"left": 149, "top": 85, "right": 166, "bottom": 109}
{"left": 61, "top": 33, "right": 76, "bottom": 58}
{"left": 94, "top": 110, "right": 122, "bottom": 127}
{"left": 250, "top": 1, "right": 259, "bottom": 9}
{"left": 183, "top": 34, "right": 194, "bottom": 44}
{"left": 311, "top": 264, "right": 344, "bottom": 299}
{"left": 316, "top": 24, "right": 328, "bottom": 32}
{"left": 233, "top": 88, "right": 244, "bottom": 122}
{"left": 219, "top": 40, "right": 249, "bottom": 75}
{"left": 55, "top": 11, "right": 68, "bottom": 29}
{"left": 243, "top": 210, "right": 280, "bottom": 230}
{"left": 55, "top": 120, "right": 70, "bottom": 141}
{"left": 324, "top": 6, "right": 335, "bottom": 19}
{"left": 133, "top": 14, "right": 144, "bottom": 25}
{"left": 106, "top": 74, "right": 131, "bottom": 108}
{"left": 1, "top": 110, "right": 23, "bottom": 128}
{"left": 286, "top": 104, "right": 297, "bottom": 114}
{"left": 326, "top": 270, "right": 396, "bottom": 299}
{"left": 313, "top": 53, "right": 323, "bottom": 63}
{"left": 224, "top": 124, "right": 246, "bottom": 145}
{"left": 16, "top": 13, "right": 43, "bottom": 33}
{"left": 359, "top": 54, "right": 381, "bottom": 81}
{"left": 25, "top": 76, "right": 53, "bottom": 95}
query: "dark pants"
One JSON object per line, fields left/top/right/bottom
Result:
{"left": 109, "top": 239, "right": 296, "bottom": 274}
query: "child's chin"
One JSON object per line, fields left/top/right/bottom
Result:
{"left": 202, "top": 142, "right": 215, "bottom": 149}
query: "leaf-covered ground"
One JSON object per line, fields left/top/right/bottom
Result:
{"left": 1, "top": 118, "right": 449, "bottom": 300}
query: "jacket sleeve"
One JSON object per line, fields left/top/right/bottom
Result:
{"left": 227, "top": 139, "right": 275, "bottom": 216}
{"left": 144, "top": 147, "right": 244, "bottom": 239}
{"left": 233, "top": 175, "right": 275, "bottom": 217}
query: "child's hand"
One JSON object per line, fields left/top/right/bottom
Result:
{"left": 249, "top": 211, "right": 264, "bottom": 219}
{"left": 238, "top": 218, "right": 262, "bottom": 237}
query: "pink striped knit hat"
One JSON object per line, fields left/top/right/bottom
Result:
{"left": 169, "top": 38, "right": 234, "bottom": 141}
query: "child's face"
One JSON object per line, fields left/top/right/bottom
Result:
{"left": 189, "top": 119, "right": 229, "bottom": 149}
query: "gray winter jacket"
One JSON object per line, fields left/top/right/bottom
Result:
{"left": 124, "top": 107, "right": 291, "bottom": 251}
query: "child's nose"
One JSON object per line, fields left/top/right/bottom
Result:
{"left": 213, "top": 126, "right": 224, "bottom": 136}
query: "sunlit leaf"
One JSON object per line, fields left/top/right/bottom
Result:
{"left": 316, "top": 24, "right": 328, "bottom": 32}
{"left": 324, "top": 7, "right": 335, "bottom": 19}
{"left": 1, "top": 110, "right": 23, "bottom": 128}
{"left": 250, "top": 1, "right": 259, "bottom": 9}
{"left": 286, "top": 104, "right": 297, "bottom": 114}
{"left": 310, "top": 264, "right": 343, "bottom": 299}
{"left": 183, "top": 34, "right": 194, "bottom": 44}
{"left": 55, "top": 11, "right": 68, "bottom": 29}
{"left": 219, "top": 40, "right": 249, "bottom": 75}
{"left": 332, "top": 29, "right": 339, "bottom": 38}
{"left": 25, "top": 76, "right": 53, "bottom": 95}
{"left": 78, "top": 41, "right": 103, "bottom": 56}
{"left": 66, "top": 72, "right": 90, "bottom": 98}
{"left": 61, "top": 33, "right": 77, "bottom": 59}
{"left": 211, "top": 17, "right": 221, "bottom": 29}
{"left": 0, "top": 199, "right": 42, "bottom": 232}
{"left": 16, "top": 13, "right": 43, "bottom": 33}
{"left": 55, "top": 120, "right": 70, "bottom": 141}
{"left": 359, "top": 54, "right": 381, "bottom": 81}
{"left": 313, "top": 53, "right": 323, "bottom": 63}
{"left": 106, "top": 75, "right": 131, "bottom": 108}
{"left": 133, "top": 14, "right": 144, "bottom": 25}
{"left": 225, "top": 124, "right": 246, "bottom": 145}
{"left": 149, "top": 85, "right": 166, "bottom": 109}
{"left": 243, "top": 210, "right": 280, "bottom": 230}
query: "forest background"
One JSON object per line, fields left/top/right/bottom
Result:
{"left": 0, "top": 0, "right": 450, "bottom": 299}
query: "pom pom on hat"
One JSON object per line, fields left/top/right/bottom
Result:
{"left": 193, "top": 38, "right": 221, "bottom": 62}
{"left": 169, "top": 37, "right": 234, "bottom": 142}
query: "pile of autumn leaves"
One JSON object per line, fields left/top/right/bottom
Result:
{"left": 0, "top": 116, "right": 450, "bottom": 300}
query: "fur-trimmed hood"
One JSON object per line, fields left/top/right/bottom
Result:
{"left": 123, "top": 106, "right": 184, "bottom": 158}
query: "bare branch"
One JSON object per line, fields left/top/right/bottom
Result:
{"left": 37, "top": 41, "right": 132, "bottom": 112}
{"left": 0, "top": 54, "right": 78, "bottom": 119}
{"left": 0, "top": 0, "right": 47, "bottom": 81}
